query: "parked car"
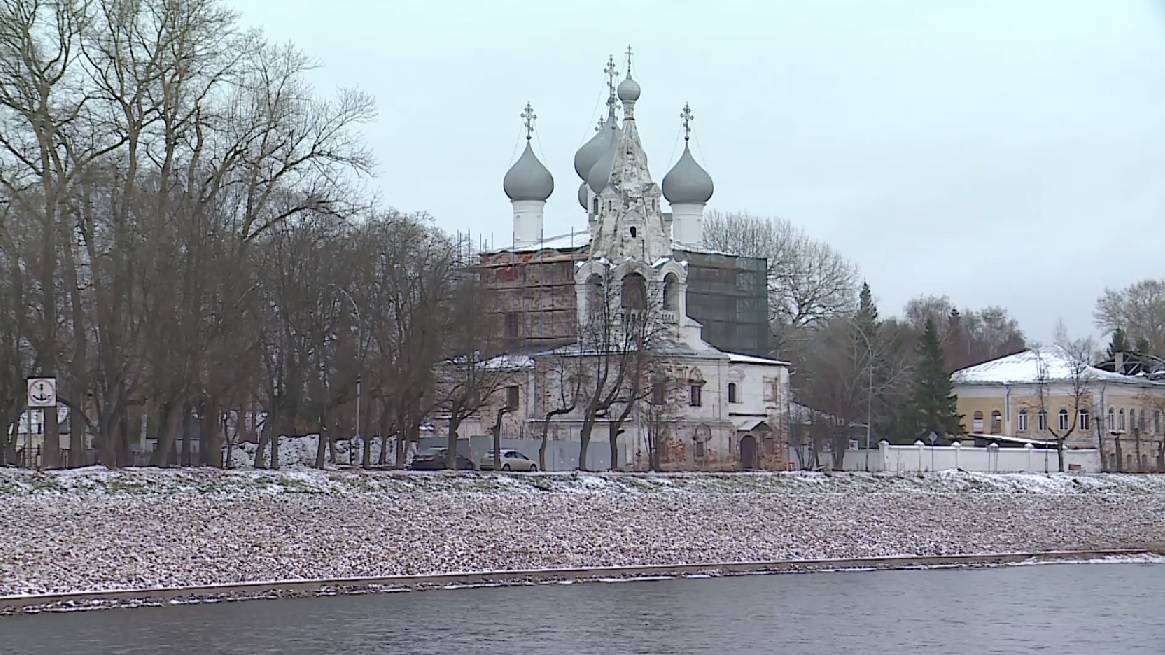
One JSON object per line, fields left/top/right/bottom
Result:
{"left": 479, "top": 449, "right": 538, "bottom": 472}
{"left": 408, "top": 447, "right": 476, "bottom": 471}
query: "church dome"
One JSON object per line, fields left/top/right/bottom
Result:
{"left": 573, "top": 122, "right": 611, "bottom": 180}
{"left": 503, "top": 142, "right": 554, "bottom": 202}
{"left": 662, "top": 144, "right": 714, "bottom": 205}
{"left": 577, "top": 181, "right": 589, "bottom": 209}
{"left": 586, "top": 133, "right": 617, "bottom": 193}
{"left": 617, "top": 75, "right": 641, "bottom": 104}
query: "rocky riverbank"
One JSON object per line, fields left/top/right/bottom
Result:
{"left": 1, "top": 468, "right": 1163, "bottom": 600}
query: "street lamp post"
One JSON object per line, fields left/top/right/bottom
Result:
{"left": 332, "top": 286, "right": 362, "bottom": 467}
{"left": 852, "top": 325, "right": 876, "bottom": 473}
{"left": 355, "top": 374, "right": 362, "bottom": 465}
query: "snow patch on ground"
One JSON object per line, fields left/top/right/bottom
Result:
{"left": 0, "top": 468, "right": 1162, "bottom": 598}
{"left": 4, "top": 468, "right": 1165, "bottom": 497}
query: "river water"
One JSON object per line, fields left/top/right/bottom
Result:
{"left": 4, "top": 562, "right": 1163, "bottom": 654}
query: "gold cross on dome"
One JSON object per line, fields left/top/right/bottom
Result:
{"left": 681, "top": 102, "right": 694, "bottom": 142}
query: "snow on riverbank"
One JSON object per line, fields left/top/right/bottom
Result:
{"left": 1, "top": 468, "right": 1163, "bottom": 598}
{"left": 4, "top": 467, "right": 1165, "bottom": 496}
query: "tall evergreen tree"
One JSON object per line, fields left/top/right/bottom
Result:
{"left": 1107, "top": 327, "right": 1130, "bottom": 358}
{"left": 854, "top": 282, "right": 879, "bottom": 361}
{"left": 910, "top": 317, "right": 962, "bottom": 438}
{"left": 1135, "top": 336, "right": 1152, "bottom": 354}
{"left": 852, "top": 282, "right": 879, "bottom": 444}
{"left": 856, "top": 282, "right": 878, "bottom": 328}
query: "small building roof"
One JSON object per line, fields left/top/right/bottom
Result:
{"left": 951, "top": 346, "right": 1134, "bottom": 386}
{"left": 731, "top": 417, "right": 770, "bottom": 432}
{"left": 728, "top": 352, "right": 790, "bottom": 367}
{"left": 965, "top": 433, "right": 1057, "bottom": 447}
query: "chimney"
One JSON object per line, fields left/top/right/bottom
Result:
{"left": 1115, "top": 351, "right": 1125, "bottom": 375}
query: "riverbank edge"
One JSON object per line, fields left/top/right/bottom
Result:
{"left": 4, "top": 547, "right": 1161, "bottom": 616}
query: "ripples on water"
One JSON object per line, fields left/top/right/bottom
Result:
{"left": 4, "top": 563, "right": 1163, "bottom": 654}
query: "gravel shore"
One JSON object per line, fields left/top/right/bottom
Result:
{"left": 1, "top": 468, "right": 1163, "bottom": 598}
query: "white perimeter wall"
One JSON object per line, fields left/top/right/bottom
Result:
{"left": 830, "top": 442, "right": 1101, "bottom": 474}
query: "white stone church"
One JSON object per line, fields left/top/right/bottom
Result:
{"left": 451, "top": 49, "right": 790, "bottom": 471}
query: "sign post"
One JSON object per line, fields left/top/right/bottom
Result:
{"left": 27, "top": 377, "right": 58, "bottom": 469}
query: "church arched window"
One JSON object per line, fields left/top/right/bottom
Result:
{"left": 620, "top": 273, "right": 647, "bottom": 311}
{"left": 586, "top": 274, "right": 605, "bottom": 322}
{"left": 663, "top": 273, "right": 680, "bottom": 311}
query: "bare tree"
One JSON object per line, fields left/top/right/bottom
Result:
{"left": 793, "top": 319, "right": 867, "bottom": 469}
{"left": 533, "top": 347, "right": 582, "bottom": 471}
{"left": 1, "top": 0, "right": 375, "bottom": 471}
{"left": 703, "top": 211, "right": 858, "bottom": 356}
{"left": 572, "top": 268, "right": 667, "bottom": 471}
{"left": 0, "top": 0, "right": 106, "bottom": 468}
{"left": 1028, "top": 338, "right": 1095, "bottom": 472}
{"left": 434, "top": 276, "right": 518, "bottom": 470}
{"left": 905, "top": 296, "right": 1026, "bottom": 371}
{"left": 641, "top": 374, "right": 682, "bottom": 471}
{"left": 1094, "top": 279, "right": 1165, "bottom": 357}
{"left": 358, "top": 213, "right": 452, "bottom": 468}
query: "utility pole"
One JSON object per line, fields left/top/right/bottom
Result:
{"left": 866, "top": 359, "right": 873, "bottom": 471}
{"left": 333, "top": 286, "right": 361, "bottom": 466}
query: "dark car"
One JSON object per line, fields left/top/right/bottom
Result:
{"left": 408, "top": 447, "right": 477, "bottom": 471}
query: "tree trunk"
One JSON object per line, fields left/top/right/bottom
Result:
{"left": 116, "top": 413, "right": 132, "bottom": 468}
{"left": 200, "top": 397, "right": 223, "bottom": 467}
{"left": 150, "top": 403, "right": 181, "bottom": 467}
{"left": 328, "top": 411, "right": 340, "bottom": 465}
{"left": 1057, "top": 437, "right": 1066, "bottom": 473}
{"left": 1114, "top": 436, "right": 1124, "bottom": 473}
{"left": 315, "top": 410, "right": 328, "bottom": 469}
{"left": 362, "top": 432, "right": 373, "bottom": 469}
{"left": 42, "top": 407, "right": 60, "bottom": 469}
{"left": 271, "top": 414, "right": 286, "bottom": 470}
{"left": 1156, "top": 438, "right": 1164, "bottom": 474}
{"left": 377, "top": 410, "right": 391, "bottom": 466}
{"left": 538, "top": 421, "right": 550, "bottom": 472}
{"left": 254, "top": 419, "right": 270, "bottom": 469}
{"left": 578, "top": 415, "right": 595, "bottom": 471}
{"left": 446, "top": 413, "right": 461, "bottom": 470}
{"left": 1, "top": 414, "right": 17, "bottom": 465}
{"left": 608, "top": 421, "right": 620, "bottom": 471}
{"left": 99, "top": 409, "right": 118, "bottom": 468}
{"left": 492, "top": 410, "right": 509, "bottom": 472}
{"left": 68, "top": 399, "right": 86, "bottom": 468}
{"left": 223, "top": 409, "right": 236, "bottom": 469}
{"left": 182, "top": 403, "right": 196, "bottom": 467}
{"left": 394, "top": 424, "right": 409, "bottom": 469}
{"left": 379, "top": 433, "right": 390, "bottom": 466}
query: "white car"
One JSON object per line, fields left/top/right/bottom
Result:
{"left": 479, "top": 449, "right": 538, "bottom": 472}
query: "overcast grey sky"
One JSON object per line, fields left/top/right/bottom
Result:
{"left": 234, "top": 0, "right": 1165, "bottom": 343}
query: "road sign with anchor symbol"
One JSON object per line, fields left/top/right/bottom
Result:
{"left": 27, "top": 377, "right": 57, "bottom": 408}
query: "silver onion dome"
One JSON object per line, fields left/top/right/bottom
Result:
{"left": 662, "top": 144, "right": 714, "bottom": 205}
{"left": 503, "top": 142, "right": 554, "bottom": 202}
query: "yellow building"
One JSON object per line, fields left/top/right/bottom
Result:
{"left": 952, "top": 347, "right": 1165, "bottom": 472}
